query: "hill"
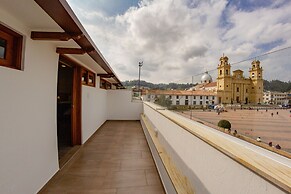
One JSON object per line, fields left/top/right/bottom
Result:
{"left": 122, "top": 80, "right": 195, "bottom": 90}
{"left": 123, "top": 79, "right": 291, "bottom": 92}
{"left": 264, "top": 80, "right": 291, "bottom": 92}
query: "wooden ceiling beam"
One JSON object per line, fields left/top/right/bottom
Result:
{"left": 34, "top": 0, "right": 123, "bottom": 87}
{"left": 97, "top": 73, "right": 115, "bottom": 78}
{"left": 56, "top": 48, "right": 86, "bottom": 54}
{"left": 31, "top": 31, "right": 78, "bottom": 41}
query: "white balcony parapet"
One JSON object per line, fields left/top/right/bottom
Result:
{"left": 142, "top": 102, "right": 291, "bottom": 194}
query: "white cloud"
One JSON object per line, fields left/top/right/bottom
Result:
{"left": 68, "top": 0, "right": 291, "bottom": 83}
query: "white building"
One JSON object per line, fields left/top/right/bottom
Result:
{"left": 263, "top": 91, "right": 289, "bottom": 105}
{"left": 143, "top": 89, "right": 218, "bottom": 106}
{"left": 189, "top": 72, "right": 218, "bottom": 92}
{"left": 143, "top": 72, "right": 218, "bottom": 107}
{"left": 0, "top": 1, "right": 142, "bottom": 193}
{"left": 0, "top": 1, "right": 290, "bottom": 194}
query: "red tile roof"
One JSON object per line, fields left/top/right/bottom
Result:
{"left": 145, "top": 89, "right": 216, "bottom": 96}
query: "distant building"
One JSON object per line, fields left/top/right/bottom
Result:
{"left": 216, "top": 55, "right": 263, "bottom": 104}
{"left": 144, "top": 55, "right": 264, "bottom": 106}
{"left": 189, "top": 72, "right": 217, "bottom": 92}
{"left": 263, "top": 91, "right": 290, "bottom": 105}
{"left": 143, "top": 89, "right": 218, "bottom": 106}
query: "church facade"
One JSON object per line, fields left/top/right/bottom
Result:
{"left": 216, "top": 56, "right": 263, "bottom": 104}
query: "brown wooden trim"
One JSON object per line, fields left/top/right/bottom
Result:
{"left": 71, "top": 66, "right": 82, "bottom": 145}
{"left": 87, "top": 71, "right": 96, "bottom": 87}
{"left": 100, "top": 78, "right": 112, "bottom": 90}
{"left": 81, "top": 68, "right": 88, "bottom": 85}
{"left": 97, "top": 73, "right": 114, "bottom": 78}
{"left": 34, "top": 0, "right": 123, "bottom": 86}
{"left": 0, "top": 23, "right": 23, "bottom": 70}
{"left": 59, "top": 55, "right": 82, "bottom": 146}
{"left": 31, "top": 31, "right": 74, "bottom": 41}
{"left": 59, "top": 54, "right": 80, "bottom": 67}
{"left": 60, "top": 55, "right": 96, "bottom": 88}
{"left": 56, "top": 47, "right": 86, "bottom": 54}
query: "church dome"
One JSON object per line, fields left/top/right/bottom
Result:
{"left": 201, "top": 72, "right": 212, "bottom": 83}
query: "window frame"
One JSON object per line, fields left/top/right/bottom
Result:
{"left": 81, "top": 68, "right": 95, "bottom": 87}
{"left": 100, "top": 78, "right": 112, "bottom": 90}
{"left": 0, "top": 23, "right": 23, "bottom": 70}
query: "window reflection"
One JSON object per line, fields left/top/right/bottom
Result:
{"left": 0, "top": 38, "right": 6, "bottom": 59}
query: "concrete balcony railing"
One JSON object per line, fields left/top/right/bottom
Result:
{"left": 141, "top": 102, "right": 291, "bottom": 194}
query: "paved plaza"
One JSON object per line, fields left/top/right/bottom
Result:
{"left": 178, "top": 109, "right": 291, "bottom": 153}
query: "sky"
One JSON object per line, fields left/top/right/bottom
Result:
{"left": 67, "top": 0, "right": 291, "bottom": 83}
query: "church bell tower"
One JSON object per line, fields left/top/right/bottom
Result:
{"left": 249, "top": 60, "right": 263, "bottom": 104}
{"left": 217, "top": 55, "right": 232, "bottom": 104}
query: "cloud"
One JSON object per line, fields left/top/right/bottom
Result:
{"left": 68, "top": 0, "right": 291, "bottom": 83}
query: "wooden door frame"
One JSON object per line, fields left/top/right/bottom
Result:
{"left": 59, "top": 55, "right": 82, "bottom": 145}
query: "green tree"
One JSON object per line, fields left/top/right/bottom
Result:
{"left": 155, "top": 95, "right": 172, "bottom": 108}
{"left": 218, "top": 120, "right": 231, "bottom": 129}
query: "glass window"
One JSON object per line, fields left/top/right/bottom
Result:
{"left": 0, "top": 23, "right": 23, "bottom": 70}
{"left": 82, "top": 68, "right": 96, "bottom": 88}
{"left": 88, "top": 72, "right": 95, "bottom": 87}
{"left": 81, "top": 69, "right": 88, "bottom": 85}
{"left": 0, "top": 38, "right": 6, "bottom": 59}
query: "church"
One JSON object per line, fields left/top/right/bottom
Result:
{"left": 216, "top": 55, "right": 263, "bottom": 104}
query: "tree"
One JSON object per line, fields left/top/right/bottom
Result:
{"left": 218, "top": 120, "right": 231, "bottom": 129}
{"left": 155, "top": 95, "right": 172, "bottom": 108}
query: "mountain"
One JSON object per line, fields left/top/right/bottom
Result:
{"left": 123, "top": 79, "right": 291, "bottom": 92}
{"left": 122, "top": 80, "right": 195, "bottom": 90}
{"left": 263, "top": 80, "right": 291, "bottom": 92}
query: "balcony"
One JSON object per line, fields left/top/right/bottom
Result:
{"left": 38, "top": 99, "right": 290, "bottom": 194}
{"left": 141, "top": 102, "right": 291, "bottom": 194}
{"left": 40, "top": 120, "right": 165, "bottom": 194}
{"left": 1, "top": 1, "right": 290, "bottom": 194}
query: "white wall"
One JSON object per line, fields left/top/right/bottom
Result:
{"left": 143, "top": 104, "right": 286, "bottom": 194}
{"left": 82, "top": 86, "right": 107, "bottom": 143}
{"left": 107, "top": 90, "right": 143, "bottom": 120}
{"left": 0, "top": 9, "right": 59, "bottom": 194}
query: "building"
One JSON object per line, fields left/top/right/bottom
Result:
{"left": 0, "top": 1, "right": 142, "bottom": 193}
{"left": 263, "top": 91, "right": 290, "bottom": 105}
{"left": 189, "top": 72, "right": 217, "bottom": 92}
{"left": 1, "top": 1, "right": 289, "bottom": 194}
{"left": 143, "top": 89, "right": 218, "bottom": 106}
{"left": 216, "top": 55, "right": 263, "bottom": 104}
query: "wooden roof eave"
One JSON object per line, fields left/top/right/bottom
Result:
{"left": 34, "top": 0, "right": 123, "bottom": 87}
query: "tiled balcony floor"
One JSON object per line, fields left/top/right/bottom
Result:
{"left": 40, "top": 120, "right": 165, "bottom": 194}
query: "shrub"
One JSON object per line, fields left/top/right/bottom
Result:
{"left": 218, "top": 120, "right": 231, "bottom": 129}
{"left": 154, "top": 95, "right": 172, "bottom": 108}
